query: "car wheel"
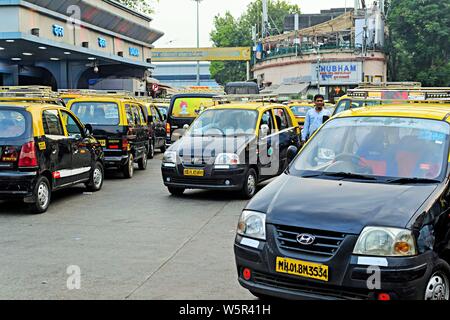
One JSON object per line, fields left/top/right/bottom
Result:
{"left": 138, "top": 149, "right": 148, "bottom": 170}
{"left": 148, "top": 140, "right": 155, "bottom": 159}
{"left": 424, "top": 260, "right": 450, "bottom": 300}
{"left": 86, "top": 162, "right": 104, "bottom": 192}
{"left": 241, "top": 168, "right": 258, "bottom": 199}
{"left": 122, "top": 154, "right": 134, "bottom": 179}
{"left": 168, "top": 187, "right": 185, "bottom": 196}
{"left": 29, "top": 176, "right": 51, "bottom": 214}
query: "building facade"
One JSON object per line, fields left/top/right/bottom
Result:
{"left": 153, "top": 62, "right": 220, "bottom": 89}
{"left": 0, "top": 0, "right": 163, "bottom": 90}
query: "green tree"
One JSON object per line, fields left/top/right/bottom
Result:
{"left": 387, "top": 0, "right": 450, "bottom": 86}
{"left": 210, "top": 0, "right": 300, "bottom": 85}
{"left": 116, "top": 0, "right": 157, "bottom": 15}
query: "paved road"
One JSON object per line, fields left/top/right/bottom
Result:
{"left": 0, "top": 154, "right": 257, "bottom": 300}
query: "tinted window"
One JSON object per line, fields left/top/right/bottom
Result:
{"left": 61, "top": 110, "right": 83, "bottom": 137}
{"left": 0, "top": 110, "right": 28, "bottom": 138}
{"left": 43, "top": 110, "right": 64, "bottom": 136}
{"left": 71, "top": 102, "right": 119, "bottom": 125}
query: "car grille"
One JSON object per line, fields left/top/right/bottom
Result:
{"left": 180, "top": 156, "right": 214, "bottom": 167}
{"left": 275, "top": 225, "right": 346, "bottom": 258}
{"left": 252, "top": 271, "right": 370, "bottom": 300}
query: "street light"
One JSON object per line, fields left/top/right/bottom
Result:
{"left": 193, "top": 0, "right": 203, "bottom": 86}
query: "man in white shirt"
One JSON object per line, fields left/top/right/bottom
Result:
{"left": 301, "top": 94, "right": 331, "bottom": 142}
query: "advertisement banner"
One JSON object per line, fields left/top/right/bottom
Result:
{"left": 311, "top": 62, "right": 363, "bottom": 85}
{"left": 152, "top": 47, "right": 251, "bottom": 62}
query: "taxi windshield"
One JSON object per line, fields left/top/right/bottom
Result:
{"left": 188, "top": 109, "right": 258, "bottom": 136}
{"left": 290, "top": 117, "right": 450, "bottom": 182}
{"left": 71, "top": 102, "right": 119, "bottom": 125}
{"left": 290, "top": 106, "right": 312, "bottom": 117}
{"left": 0, "top": 109, "right": 28, "bottom": 139}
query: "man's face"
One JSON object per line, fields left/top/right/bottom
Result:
{"left": 315, "top": 98, "right": 324, "bottom": 110}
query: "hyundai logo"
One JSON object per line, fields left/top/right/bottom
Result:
{"left": 297, "top": 233, "right": 316, "bottom": 246}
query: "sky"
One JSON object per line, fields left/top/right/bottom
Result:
{"left": 151, "top": 0, "right": 353, "bottom": 48}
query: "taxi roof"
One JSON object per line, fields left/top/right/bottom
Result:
{"left": 0, "top": 101, "right": 65, "bottom": 110}
{"left": 209, "top": 102, "right": 285, "bottom": 111}
{"left": 67, "top": 95, "right": 141, "bottom": 104}
{"left": 335, "top": 103, "right": 450, "bottom": 122}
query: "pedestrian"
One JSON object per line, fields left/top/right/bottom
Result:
{"left": 301, "top": 94, "right": 331, "bottom": 143}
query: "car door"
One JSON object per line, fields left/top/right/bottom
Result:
{"left": 131, "top": 104, "right": 147, "bottom": 158}
{"left": 258, "top": 109, "right": 277, "bottom": 179}
{"left": 273, "top": 107, "right": 298, "bottom": 173}
{"left": 41, "top": 109, "right": 73, "bottom": 188}
{"left": 60, "top": 109, "right": 92, "bottom": 182}
{"left": 151, "top": 105, "right": 165, "bottom": 148}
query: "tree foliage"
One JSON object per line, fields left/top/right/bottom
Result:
{"left": 210, "top": 0, "right": 300, "bottom": 85}
{"left": 115, "top": 0, "right": 157, "bottom": 15}
{"left": 387, "top": 0, "right": 450, "bottom": 86}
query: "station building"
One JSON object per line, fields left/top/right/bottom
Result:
{"left": 254, "top": 4, "right": 387, "bottom": 102}
{"left": 0, "top": 0, "right": 163, "bottom": 90}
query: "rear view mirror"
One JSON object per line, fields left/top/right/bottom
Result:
{"left": 84, "top": 124, "right": 93, "bottom": 135}
{"left": 260, "top": 124, "right": 270, "bottom": 137}
{"left": 287, "top": 145, "right": 299, "bottom": 163}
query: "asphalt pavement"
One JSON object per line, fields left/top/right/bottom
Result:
{"left": 0, "top": 154, "right": 257, "bottom": 300}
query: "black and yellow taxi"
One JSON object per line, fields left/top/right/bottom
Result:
{"left": 235, "top": 89, "right": 450, "bottom": 300}
{"left": 162, "top": 102, "right": 301, "bottom": 198}
{"left": 0, "top": 102, "right": 104, "bottom": 214}
{"left": 287, "top": 101, "right": 314, "bottom": 128}
{"left": 141, "top": 101, "right": 167, "bottom": 154}
{"left": 67, "top": 94, "right": 151, "bottom": 178}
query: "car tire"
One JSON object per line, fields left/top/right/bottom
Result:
{"left": 241, "top": 168, "right": 258, "bottom": 199}
{"left": 168, "top": 187, "right": 185, "bottom": 196}
{"left": 424, "top": 259, "right": 450, "bottom": 300}
{"left": 29, "top": 176, "right": 51, "bottom": 214}
{"left": 122, "top": 154, "right": 134, "bottom": 179}
{"left": 138, "top": 149, "right": 148, "bottom": 170}
{"left": 148, "top": 140, "right": 155, "bottom": 159}
{"left": 86, "top": 162, "right": 104, "bottom": 192}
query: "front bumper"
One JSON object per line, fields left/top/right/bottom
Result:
{"left": 234, "top": 231, "right": 434, "bottom": 300}
{"left": 0, "top": 171, "right": 38, "bottom": 201}
{"left": 162, "top": 164, "right": 248, "bottom": 191}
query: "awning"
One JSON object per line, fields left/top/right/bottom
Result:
{"left": 272, "top": 82, "right": 310, "bottom": 95}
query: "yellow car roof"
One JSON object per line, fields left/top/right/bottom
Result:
{"left": 67, "top": 96, "right": 140, "bottom": 105}
{"left": 209, "top": 102, "right": 285, "bottom": 111}
{"left": 335, "top": 103, "right": 450, "bottom": 122}
{"left": 0, "top": 101, "right": 65, "bottom": 110}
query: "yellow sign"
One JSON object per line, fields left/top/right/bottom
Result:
{"left": 38, "top": 142, "right": 46, "bottom": 150}
{"left": 152, "top": 47, "right": 251, "bottom": 62}
{"left": 276, "top": 257, "right": 329, "bottom": 282}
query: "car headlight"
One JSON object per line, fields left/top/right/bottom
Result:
{"left": 237, "top": 210, "right": 266, "bottom": 240}
{"left": 163, "top": 151, "right": 177, "bottom": 163}
{"left": 353, "top": 226, "right": 417, "bottom": 257}
{"left": 215, "top": 153, "right": 240, "bottom": 165}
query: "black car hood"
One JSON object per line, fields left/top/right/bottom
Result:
{"left": 247, "top": 174, "right": 438, "bottom": 235}
{"left": 170, "top": 134, "right": 256, "bottom": 156}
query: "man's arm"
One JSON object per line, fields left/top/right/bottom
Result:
{"left": 301, "top": 110, "right": 310, "bottom": 141}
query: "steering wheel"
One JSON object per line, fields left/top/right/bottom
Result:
{"left": 331, "top": 153, "right": 373, "bottom": 174}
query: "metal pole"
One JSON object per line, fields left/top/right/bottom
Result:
{"left": 317, "top": 45, "right": 320, "bottom": 93}
{"left": 246, "top": 61, "right": 250, "bottom": 81}
{"left": 196, "top": 0, "right": 200, "bottom": 86}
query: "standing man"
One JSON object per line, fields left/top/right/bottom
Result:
{"left": 301, "top": 94, "right": 330, "bottom": 143}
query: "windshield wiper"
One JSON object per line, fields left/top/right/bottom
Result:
{"left": 385, "top": 177, "right": 440, "bottom": 184}
{"left": 301, "top": 171, "right": 378, "bottom": 181}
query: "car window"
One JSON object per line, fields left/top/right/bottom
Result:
{"left": 137, "top": 105, "right": 147, "bottom": 124}
{"left": 131, "top": 105, "right": 141, "bottom": 125}
{"left": 334, "top": 99, "right": 350, "bottom": 115}
{"left": 42, "top": 110, "right": 64, "bottom": 136}
{"left": 290, "top": 106, "right": 312, "bottom": 117}
{"left": 60, "top": 110, "right": 83, "bottom": 137}
{"left": 151, "top": 106, "right": 162, "bottom": 122}
{"left": 0, "top": 109, "right": 28, "bottom": 138}
{"left": 71, "top": 102, "right": 119, "bottom": 126}
{"left": 260, "top": 110, "right": 274, "bottom": 134}
{"left": 274, "top": 108, "right": 290, "bottom": 130}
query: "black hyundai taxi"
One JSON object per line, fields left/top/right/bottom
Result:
{"left": 162, "top": 103, "right": 300, "bottom": 198}
{"left": 0, "top": 102, "right": 104, "bottom": 213}
{"left": 235, "top": 100, "right": 450, "bottom": 300}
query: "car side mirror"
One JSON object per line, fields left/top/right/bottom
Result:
{"left": 287, "top": 145, "right": 299, "bottom": 163}
{"left": 260, "top": 124, "right": 270, "bottom": 137}
{"left": 323, "top": 115, "right": 330, "bottom": 123}
{"left": 84, "top": 124, "right": 93, "bottom": 135}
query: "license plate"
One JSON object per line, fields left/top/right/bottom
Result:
{"left": 276, "top": 257, "right": 329, "bottom": 282}
{"left": 184, "top": 169, "right": 204, "bottom": 177}
{"left": 98, "top": 140, "right": 106, "bottom": 147}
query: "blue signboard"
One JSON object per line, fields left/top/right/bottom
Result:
{"left": 129, "top": 47, "right": 140, "bottom": 57}
{"left": 52, "top": 25, "right": 64, "bottom": 37}
{"left": 98, "top": 37, "right": 107, "bottom": 48}
{"left": 311, "top": 62, "right": 362, "bottom": 85}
